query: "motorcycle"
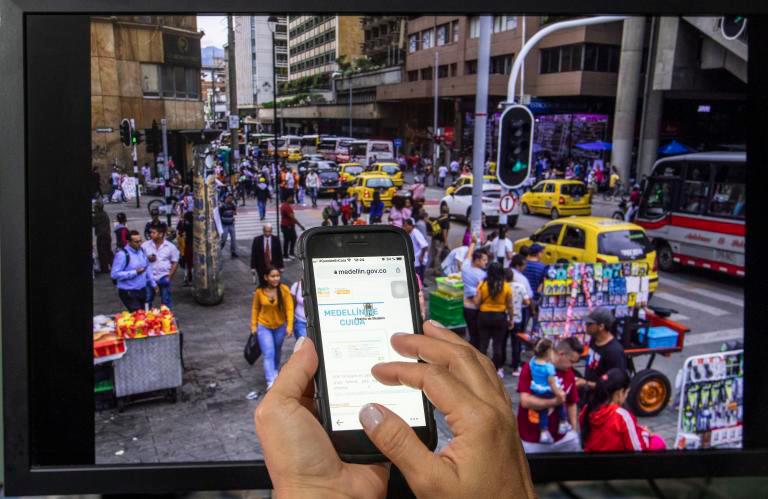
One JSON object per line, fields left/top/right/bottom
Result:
{"left": 612, "top": 197, "right": 629, "bottom": 221}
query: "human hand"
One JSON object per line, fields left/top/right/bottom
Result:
{"left": 254, "top": 338, "right": 389, "bottom": 498}
{"left": 286, "top": 328, "right": 294, "bottom": 337}
{"left": 359, "top": 321, "right": 536, "bottom": 499}
{"left": 575, "top": 377, "right": 587, "bottom": 389}
{"left": 471, "top": 234, "right": 478, "bottom": 244}
{"left": 148, "top": 254, "right": 157, "bottom": 262}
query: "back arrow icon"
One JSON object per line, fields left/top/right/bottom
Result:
{"left": 336, "top": 419, "right": 343, "bottom": 426}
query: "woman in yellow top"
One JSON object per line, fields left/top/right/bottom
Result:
{"left": 251, "top": 266, "right": 294, "bottom": 389}
{"left": 473, "top": 261, "right": 514, "bottom": 379}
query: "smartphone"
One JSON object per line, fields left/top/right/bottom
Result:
{"left": 296, "top": 225, "right": 437, "bottom": 462}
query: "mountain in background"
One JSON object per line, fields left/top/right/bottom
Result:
{"left": 201, "top": 46, "right": 225, "bottom": 67}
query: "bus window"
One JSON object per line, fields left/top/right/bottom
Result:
{"left": 709, "top": 163, "right": 745, "bottom": 218}
{"left": 679, "top": 163, "right": 711, "bottom": 214}
{"left": 640, "top": 178, "right": 677, "bottom": 218}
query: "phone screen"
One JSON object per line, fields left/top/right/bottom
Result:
{"left": 311, "top": 255, "right": 426, "bottom": 432}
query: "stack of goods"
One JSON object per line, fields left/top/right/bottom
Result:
{"left": 93, "top": 315, "right": 125, "bottom": 361}
{"left": 535, "top": 262, "right": 650, "bottom": 342}
{"left": 114, "top": 306, "right": 178, "bottom": 339}
{"left": 430, "top": 275, "right": 465, "bottom": 328}
{"left": 676, "top": 351, "right": 744, "bottom": 450}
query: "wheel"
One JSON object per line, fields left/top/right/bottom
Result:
{"left": 612, "top": 211, "right": 625, "bottom": 221}
{"left": 550, "top": 208, "right": 559, "bottom": 220}
{"left": 147, "top": 199, "right": 164, "bottom": 216}
{"left": 507, "top": 215, "right": 519, "bottom": 229}
{"left": 627, "top": 369, "right": 671, "bottom": 417}
{"left": 521, "top": 203, "right": 530, "bottom": 215}
{"left": 656, "top": 241, "right": 678, "bottom": 272}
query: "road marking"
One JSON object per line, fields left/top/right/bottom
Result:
{"left": 660, "top": 280, "right": 744, "bottom": 307}
{"left": 670, "top": 313, "right": 690, "bottom": 322}
{"left": 653, "top": 292, "right": 729, "bottom": 316}
{"left": 684, "top": 328, "right": 743, "bottom": 347}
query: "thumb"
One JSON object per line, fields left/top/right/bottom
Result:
{"left": 359, "top": 403, "right": 439, "bottom": 491}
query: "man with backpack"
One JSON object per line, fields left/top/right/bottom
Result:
{"left": 111, "top": 230, "right": 156, "bottom": 312}
{"left": 219, "top": 194, "right": 239, "bottom": 258}
{"left": 114, "top": 212, "right": 129, "bottom": 250}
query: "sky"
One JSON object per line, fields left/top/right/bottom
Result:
{"left": 197, "top": 15, "right": 228, "bottom": 48}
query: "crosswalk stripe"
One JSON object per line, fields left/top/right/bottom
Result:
{"left": 670, "top": 313, "right": 690, "bottom": 322}
{"left": 660, "top": 279, "right": 744, "bottom": 307}
{"left": 684, "top": 328, "right": 743, "bottom": 347}
{"left": 652, "top": 292, "right": 730, "bottom": 317}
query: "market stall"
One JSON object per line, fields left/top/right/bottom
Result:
{"left": 93, "top": 306, "right": 182, "bottom": 411}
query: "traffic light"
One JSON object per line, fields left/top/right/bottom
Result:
{"left": 119, "top": 119, "right": 132, "bottom": 147}
{"left": 496, "top": 104, "right": 534, "bottom": 189}
{"left": 147, "top": 120, "right": 161, "bottom": 153}
{"left": 132, "top": 129, "right": 145, "bottom": 145}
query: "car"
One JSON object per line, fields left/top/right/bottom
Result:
{"left": 302, "top": 154, "right": 325, "bottom": 162}
{"left": 439, "top": 183, "right": 520, "bottom": 228}
{"left": 297, "top": 160, "right": 338, "bottom": 175}
{"left": 368, "top": 162, "right": 404, "bottom": 187}
{"left": 316, "top": 170, "right": 345, "bottom": 197}
{"left": 339, "top": 162, "right": 365, "bottom": 184}
{"left": 520, "top": 179, "right": 592, "bottom": 219}
{"left": 513, "top": 217, "right": 659, "bottom": 292}
{"left": 445, "top": 174, "right": 499, "bottom": 196}
{"left": 287, "top": 146, "right": 303, "bottom": 162}
{"left": 347, "top": 174, "right": 398, "bottom": 209}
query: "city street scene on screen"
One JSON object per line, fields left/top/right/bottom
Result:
{"left": 88, "top": 14, "right": 745, "bottom": 463}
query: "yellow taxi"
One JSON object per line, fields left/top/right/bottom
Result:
{"left": 287, "top": 146, "right": 303, "bottom": 162}
{"left": 445, "top": 174, "right": 499, "bottom": 196}
{"left": 368, "top": 162, "right": 404, "bottom": 187}
{"left": 513, "top": 217, "right": 659, "bottom": 292}
{"left": 520, "top": 179, "right": 592, "bottom": 219}
{"left": 339, "top": 163, "right": 365, "bottom": 184}
{"left": 347, "top": 174, "right": 398, "bottom": 209}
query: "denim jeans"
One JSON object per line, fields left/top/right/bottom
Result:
{"left": 257, "top": 323, "right": 287, "bottom": 386}
{"left": 298, "top": 187, "right": 305, "bottom": 204}
{"left": 308, "top": 187, "right": 318, "bottom": 207}
{"left": 257, "top": 199, "right": 267, "bottom": 220}
{"left": 294, "top": 319, "right": 307, "bottom": 338}
{"left": 146, "top": 275, "right": 173, "bottom": 309}
{"left": 220, "top": 223, "right": 237, "bottom": 255}
{"left": 533, "top": 391, "right": 568, "bottom": 430}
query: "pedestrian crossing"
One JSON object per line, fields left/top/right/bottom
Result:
{"left": 235, "top": 208, "right": 279, "bottom": 242}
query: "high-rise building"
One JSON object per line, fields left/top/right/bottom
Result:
{"left": 361, "top": 16, "right": 408, "bottom": 66}
{"left": 233, "top": 15, "right": 288, "bottom": 110}
{"left": 287, "top": 15, "right": 363, "bottom": 81}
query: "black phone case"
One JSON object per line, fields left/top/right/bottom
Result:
{"left": 296, "top": 225, "right": 437, "bottom": 463}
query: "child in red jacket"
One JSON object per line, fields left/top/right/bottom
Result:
{"left": 580, "top": 368, "right": 667, "bottom": 452}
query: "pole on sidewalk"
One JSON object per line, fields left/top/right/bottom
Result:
{"left": 228, "top": 15, "right": 240, "bottom": 172}
{"left": 130, "top": 118, "right": 140, "bottom": 209}
{"left": 433, "top": 50, "right": 439, "bottom": 170}
{"left": 470, "top": 16, "right": 492, "bottom": 238}
{"left": 161, "top": 118, "right": 171, "bottom": 227}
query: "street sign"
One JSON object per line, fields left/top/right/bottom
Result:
{"left": 496, "top": 104, "right": 534, "bottom": 190}
{"left": 228, "top": 115, "right": 240, "bottom": 129}
{"left": 721, "top": 16, "right": 747, "bottom": 40}
{"left": 393, "top": 138, "right": 402, "bottom": 147}
{"left": 96, "top": 127, "right": 113, "bottom": 133}
{"left": 499, "top": 193, "right": 516, "bottom": 214}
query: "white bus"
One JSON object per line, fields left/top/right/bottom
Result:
{"left": 318, "top": 136, "right": 355, "bottom": 161}
{"left": 348, "top": 140, "right": 395, "bottom": 166}
{"left": 301, "top": 134, "right": 320, "bottom": 155}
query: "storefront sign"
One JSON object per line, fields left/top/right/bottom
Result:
{"left": 163, "top": 33, "right": 201, "bottom": 68}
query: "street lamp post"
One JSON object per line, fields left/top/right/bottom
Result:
{"left": 268, "top": 16, "right": 281, "bottom": 236}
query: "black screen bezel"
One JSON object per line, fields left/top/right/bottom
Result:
{"left": 301, "top": 225, "right": 437, "bottom": 460}
{"left": 2, "top": 1, "right": 768, "bottom": 495}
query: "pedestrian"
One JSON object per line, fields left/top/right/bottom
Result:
{"left": 440, "top": 243, "right": 469, "bottom": 276}
{"left": 522, "top": 243, "right": 548, "bottom": 299}
{"left": 450, "top": 158, "right": 460, "bottom": 182}
{"left": 250, "top": 266, "right": 294, "bottom": 390}
{"left": 283, "top": 166, "right": 297, "bottom": 203}
{"left": 404, "top": 218, "right": 429, "bottom": 283}
{"left": 111, "top": 230, "right": 156, "bottom": 312}
{"left": 437, "top": 163, "right": 448, "bottom": 188}
{"left": 580, "top": 368, "right": 667, "bottom": 452}
{"left": 176, "top": 211, "right": 194, "bottom": 286}
{"left": 141, "top": 162, "right": 151, "bottom": 186}
{"left": 250, "top": 224, "right": 284, "bottom": 286}
{"left": 255, "top": 177, "right": 271, "bottom": 221}
{"left": 297, "top": 166, "right": 307, "bottom": 207}
{"left": 144, "top": 208, "right": 162, "bottom": 241}
{"left": 114, "top": 212, "right": 129, "bottom": 250}
{"left": 410, "top": 176, "right": 426, "bottom": 204}
{"left": 368, "top": 190, "right": 385, "bottom": 224}
{"left": 142, "top": 223, "right": 180, "bottom": 309}
{"left": 289, "top": 278, "right": 308, "bottom": 340}
{"left": 473, "top": 261, "right": 514, "bottom": 378}
{"left": 340, "top": 193, "right": 353, "bottom": 226}
{"left": 428, "top": 203, "right": 451, "bottom": 274}
{"left": 461, "top": 236, "right": 488, "bottom": 348}
{"left": 92, "top": 201, "right": 113, "bottom": 273}
{"left": 305, "top": 169, "right": 320, "bottom": 208}
{"left": 219, "top": 194, "right": 239, "bottom": 258}
{"left": 526, "top": 338, "right": 569, "bottom": 444}
{"left": 490, "top": 225, "right": 513, "bottom": 266}
{"left": 518, "top": 336, "right": 584, "bottom": 453}
{"left": 388, "top": 196, "right": 407, "bottom": 228}
{"left": 327, "top": 192, "right": 341, "bottom": 226}
{"left": 414, "top": 208, "right": 429, "bottom": 241}
{"left": 576, "top": 307, "right": 628, "bottom": 395}
{"left": 280, "top": 191, "right": 305, "bottom": 261}
{"left": 109, "top": 167, "right": 121, "bottom": 203}
{"left": 462, "top": 223, "right": 486, "bottom": 247}
{"left": 92, "top": 167, "right": 102, "bottom": 200}
{"left": 609, "top": 166, "right": 621, "bottom": 199}
{"left": 237, "top": 172, "right": 248, "bottom": 206}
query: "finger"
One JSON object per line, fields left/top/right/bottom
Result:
{"left": 269, "top": 337, "right": 317, "bottom": 403}
{"left": 359, "top": 404, "right": 448, "bottom": 494}
{"left": 390, "top": 333, "right": 503, "bottom": 405}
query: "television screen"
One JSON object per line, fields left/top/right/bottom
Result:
{"left": 2, "top": 6, "right": 766, "bottom": 496}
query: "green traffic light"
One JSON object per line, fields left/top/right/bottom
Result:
{"left": 512, "top": 160, "right": 527, "bottom": 172}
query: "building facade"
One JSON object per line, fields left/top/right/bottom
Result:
{"left": 91, "top": 15, "right": 204, "bottom": 185}
{"left": 361, "top": 16, "right": 408, "bottom": 67}
{"left": 233, "top": 15, "right": 288, "bottom": 111}
{"left": 287, "top": 15, "right": 364, "bottom": 81}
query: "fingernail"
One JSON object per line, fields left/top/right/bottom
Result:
{"left": 428, "top": 319, "right": 445, "bottom": 329}
{"left": 359, "top": 403, "right": 384, "bottom": 431}
{"left": 293, "top": 336, "right": 306, "bottom": 353}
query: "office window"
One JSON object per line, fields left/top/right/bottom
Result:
{"left": 407, "top": 70, "right": 418, "bottom": 82}
{"left": 141, "top": 64, "right": 160, "bottom": 96}
{"left": 540, "top": 48, "right": 559, "bottom": 74}
{"left": 420, "top": 67, "right": 433, "bottom": 80}
{"left": 465, "top": 59, "right": 477, "bottom": 74}
{"left": 438, "top": 64, "right": 449, "bottom": 78}
{"left": 583, "top": 43, "right": 620, "bottom": 73}
{"left": 492, "top": 15, "right": 517, "bottom": 33}
{"left": 506, "top": 15, "right": 518, "bottom": 31}
{"left": 560, "top": 45, "right": 583, "bottom": 72}
{"left": 422, "top": 29, "right": 433, "bottom": 49}
{"left": 490, "top": 54, "right": 513, "bottom": 75}
{"left": 161, "top": 65, "right": 175, "bottom": 97}
{"left": 185, "top": 68, "right": 199, "bottom": 98}
{"left": 450, "top": 62, "right": 457, "bottom": 76}
{"left": 436, "top": 24, "right": 448, "bottom": 46}
{"left": 409, "top": 33, "right": 419, "bottom": 53}
{"left": 452, "top": 20, "right": 460, "bottom": 42}
{"left": 469, "top": 17, "right": 479, "bottom": 38}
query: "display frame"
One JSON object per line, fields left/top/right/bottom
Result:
{"left": 1, "top": 0, "right": 767, "bottom": 495}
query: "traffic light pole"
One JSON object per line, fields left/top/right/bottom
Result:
{"left": 161, "top": 118, "right": 171, "bottom": 227}
{"left": 129, "top": 118, "right": 140, "bottom": 208}
{"left": 470, "top": 16, "right": 492, "bottom": 238}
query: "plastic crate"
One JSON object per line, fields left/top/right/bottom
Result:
{"left": 429, "top": 308, "right": 466, "bottom": 328}
{"left": 638, "top": 326, "right": 678, "bottom": 349}
{"left": 94, "top": 337, "right": 126, "bottom": 359}
{"left": 94, "top": 379, "right": 114, "bottom": 394}
{"left": 435, "top": 277, "right": 464, "bottom": 297}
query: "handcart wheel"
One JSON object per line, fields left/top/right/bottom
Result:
{"left": 628, "top": 369, "right": 671, "bottom": 417}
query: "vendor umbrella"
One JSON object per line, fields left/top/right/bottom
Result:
{"left": 575, "top": 141, "right": 613, "bottom": 151}
{"left": 658, "top": 140, "right": 691, "bottom": 155}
